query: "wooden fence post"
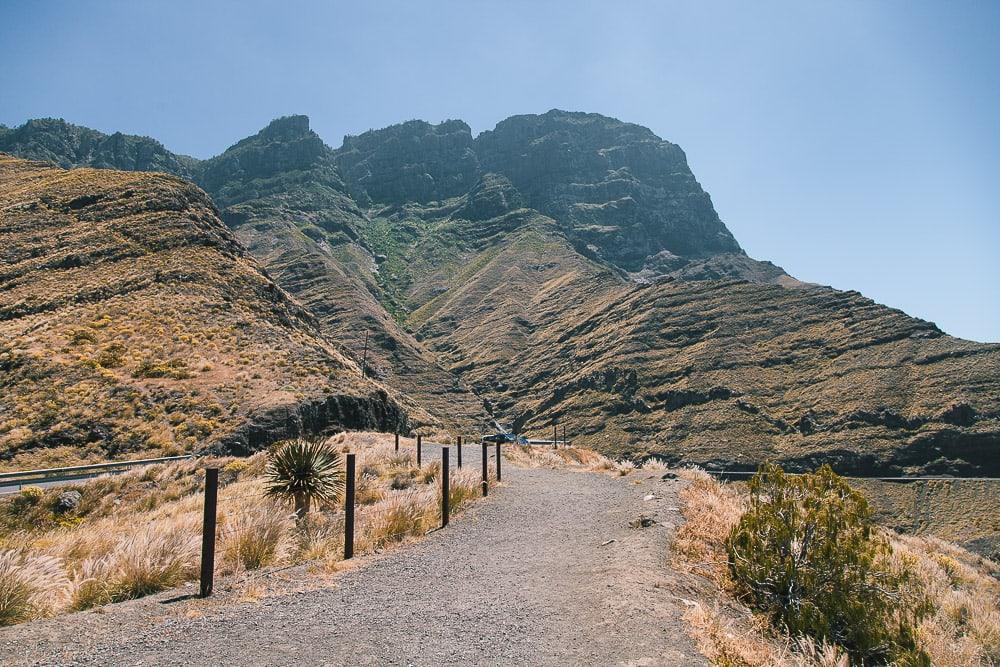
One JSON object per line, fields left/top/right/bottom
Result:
{"left": 457, "top": 435, "right": 463, "bottom": 469}
{"left": 496, "top": 441, "right": 502, "bottom": 482}
{"left": 416, "top": 434, "right": 422, "bottom": 467}
{"left": 199, "top": 468, "right": 219, "bottom": 598}
{"left": 344, "top": 453, "right": 356, "bottom": 560}
{"left": 553, "top": 422, "right": 558, "bottom": 448}
{"left": 394, "top": 432, "right": 399, "bottom": 452}
{"left": 442, "top": 446, "right": 450, "bottom": 528}
{"left": 481, "top": 441, "right": 489, "bottom": 497}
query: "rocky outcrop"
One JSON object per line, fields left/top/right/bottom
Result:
{"left": 216, "top": 389, "right": 410, "bottom": 455}
{"left": 475, "top": 110, "right": 747, "bottom": 275}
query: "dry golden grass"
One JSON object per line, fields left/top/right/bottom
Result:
{"left": 673, "top": 468, "right": 1000, "bottom": 666}
{"left": 672, "top": 468, "right": 745, "bottom": 588}
{"left": 504, "top": 443, "right": 620, "bottom": 472}
{"left": 0, "top": 431, "right": 494, "bottom": 626}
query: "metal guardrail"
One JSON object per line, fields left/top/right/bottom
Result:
{"left": 708, "top": 470, "right": 1000, "bottom": 483}
{"left": 0, "top": 455, "right": 194, "bottom": 491}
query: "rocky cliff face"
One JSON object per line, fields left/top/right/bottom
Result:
{"left": 0, "top": 155, "right": 412, "bottom": 469}
{"left": 333, "top": 119, "right": 480, "bottom": 206}
{"left": 474, "top": 110, "right": 746, "bottom": 275}
{"left": 0, "top": 118, "right": 197, "bottom": 179}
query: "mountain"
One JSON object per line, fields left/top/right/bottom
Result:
{"left": 0, "top": 155, "right": 413, "bottom": 470}
{"left": 2, "top": 111, "right": 997, "bottom": 478}
{"left": 192, "top": 116, "right": 490, "bottom": 431}
{"left": 331, "top": 111, "right": 791, "bottom": 283}
{"left": 0, "top": 118, "right": 198, "bottom": 179}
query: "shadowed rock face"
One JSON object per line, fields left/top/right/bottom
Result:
{"left": 475, "top": 110, "right": 745, "bottom": 274}
{"left": 0, "top": 155, "right": 412, "bottom": 468}
{"left": 333, "top": 119, "right": 480, "bottom": 206}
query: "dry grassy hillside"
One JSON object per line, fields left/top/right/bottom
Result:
{"left": 0, "top": 155, "right": 414, "bottom": 469}
{"left": 379, "top": 203, "right": 1000, "bottom": 476}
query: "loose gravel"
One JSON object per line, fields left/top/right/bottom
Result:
{"left": 1, "top": 447, "right": 706, "bottom": 666}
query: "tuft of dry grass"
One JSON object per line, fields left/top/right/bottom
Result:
{"left": 672, "top": 468, "right": 745, "bottom": 588}
{"left": 504, "top": 444, "right": 618, "bottom": 471}
{"left": 672, "top": 467, "right": 1000, "bottom": 666}
{"left": 0, "top": 551, "right": 70, "bottom": 625}
{"left": 69, "top": 520, "right": 200, "bottom": 610}
{"left": 218, "top": 500, "right": 292, "bottom": 574}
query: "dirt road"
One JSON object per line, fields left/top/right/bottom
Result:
{"left": 1, "top": 451, "right": 706, "bottom": 666}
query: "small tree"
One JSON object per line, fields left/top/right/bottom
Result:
{"left": 264, "top": 438, "right": 344, "bottom": 521}
{"left": 726, "top": 464, "right": 930, "bottom": 665}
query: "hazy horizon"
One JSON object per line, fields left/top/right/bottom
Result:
{"left": 2, "top": 0, "right": 997, "bottom": 342}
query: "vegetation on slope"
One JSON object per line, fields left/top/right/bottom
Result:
{"left": 191, "top": 116, "right": 490, "bottom": 432}
{"left": 673, "top": 467, "right": 1000, "bottom": 666}
{"left": 0, "top": 432, "right": 491, "bottom": 625}
{"left": 0, "top": 156, "right": 410, "bottom": 469}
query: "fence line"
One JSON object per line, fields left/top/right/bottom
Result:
{"left": 198, "top": 435, "right": 509, "bottom": 597}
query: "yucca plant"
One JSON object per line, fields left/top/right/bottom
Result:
{"left": 264, "top": 438, "right": 344, "bottom": 521}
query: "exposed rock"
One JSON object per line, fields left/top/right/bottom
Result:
{"left": 629, "top": 515, "right": 657, "bottom": 529}
{"left": 475, "top": 110, "right": 746, "bottom": 275}
{"left": 333, "top": 119, "right": 479, "bottom": 206}
{"left": 55, "top": 490, "right": 81, "bottom": 513}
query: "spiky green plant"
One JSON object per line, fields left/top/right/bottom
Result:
{"left": 264, "top": 439, "right": 344, "bottom": 520}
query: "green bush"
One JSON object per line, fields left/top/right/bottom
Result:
{"left": 726, "top": 464, "right": 931, "bottom": 665}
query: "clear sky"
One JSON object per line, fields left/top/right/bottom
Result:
{"left": 2, "top": 1, "right": 997, "bottom": 341}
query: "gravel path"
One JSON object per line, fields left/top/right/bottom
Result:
{"left": 1, "top": 447, "right": 706, "bottom": 666}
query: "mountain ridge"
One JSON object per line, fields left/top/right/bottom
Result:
{"left": 2, "top": 111, "right": 997, "bottom": 477}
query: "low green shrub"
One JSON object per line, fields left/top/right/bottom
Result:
{"left": 726, "top": 464, "right": 931, "bottom": 665}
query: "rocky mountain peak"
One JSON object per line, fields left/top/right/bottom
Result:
{"left": 258, "top": 114, "right": 312, "bottom": 140}
{"left": 475, "top": 110, "right": 743, "bottom": 273}
{"left": 0, "top": 117, "right": 196, "bottom": 179}
{"left": 195, "top": 115, "right": 340, "bottom": 207}
{"left": 333, "top": 119, "right": 479, "bottom": 206}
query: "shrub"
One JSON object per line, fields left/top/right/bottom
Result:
{"left": 134, "top": 357, "right": 192, "bottom": 379}
{"left": 726, "top": 464, "right": 931, "bottom": 665}
{"left": 96, "top": 343, "right": 126, "bottom": 368}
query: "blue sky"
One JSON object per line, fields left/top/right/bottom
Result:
{"left": 2, "top": 1, "right": 997, "bottom": 341}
